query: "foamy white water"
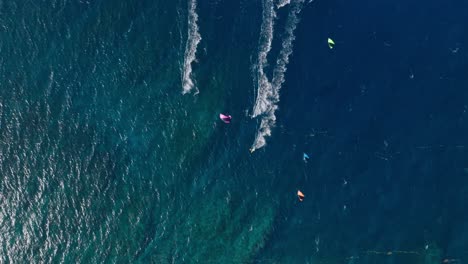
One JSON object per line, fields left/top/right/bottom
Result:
{"left": 182, "top": 0, "right": 202, "bottom": 94}
{"left": 271, "top": 0, "right": 303, "bottom": 92}
{"left": 251, "top": 0, "right": 305, "bottom": 151}
{"left": 252, "top": 0, "right": 276, "bottom": 118}
{"left": 277, "top": 0, "right": 291, "bottom": 8}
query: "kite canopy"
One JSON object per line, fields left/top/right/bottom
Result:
{"left": 327, "top": 38, "right": 335, "bottom": 49}
{"left": 219, "top": 113, "right": 232, "bottom": 123}
{"left": 297, "top": 190, "right": 305, "bottom": 202}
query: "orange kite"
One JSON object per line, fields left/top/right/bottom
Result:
{"left": 297, "top": 190, "right": 305, "bottom": 202}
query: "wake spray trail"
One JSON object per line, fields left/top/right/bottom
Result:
{"left": 251, "top": 0, "right": 305, "bottom": 151}
{"left": 252, "top": 0, "right": 276, "bottom": 118}
{"left": 181, "top": 0, "right": 202, "bottom": 94}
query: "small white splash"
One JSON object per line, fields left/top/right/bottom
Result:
{"left": 315, "top": 235, "right": 320, "bottom": 252}
{"left": 277, "top": 0, "right": 290, "bottom": 8}
{"left": 181, "top": 0, "right": 202, "bottom": 94}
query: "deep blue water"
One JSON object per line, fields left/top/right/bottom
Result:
{"left": 0, "top": 0, "right": 467, "bottom": 263}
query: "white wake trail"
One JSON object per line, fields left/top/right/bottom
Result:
{"left": 252, "top": 0, "right": 276, "bottom": 118}
{"left": 251, "top": 0, "right": 305, "bottom": 151}
{"left": 182, "top": 0, "right": 202, "bottom": 94}
{"left": 271, "top": 0, "right": 303, "bottom": 94}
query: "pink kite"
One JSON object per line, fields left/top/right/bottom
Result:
{"left": 219, "top": 113, "right": 232, "bottom": 123}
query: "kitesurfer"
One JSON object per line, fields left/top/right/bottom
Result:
{"left": 219, "top": 113, "right": 232, "bottom": 123}
{"left": 297, "top": 190, "right": 305, "bottom": 202}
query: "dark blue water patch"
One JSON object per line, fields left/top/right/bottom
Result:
{"left": 253, "top": 0, "right": 468, "bottom": 262}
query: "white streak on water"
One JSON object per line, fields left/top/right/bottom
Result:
{"left": 251, "top": 0, "right": 305, "bottom": 151}
{"left": 271, "top": 1, "right": 303, "bottom": 95}
{"left": 277, "top": 0, "right": 291, "bottom": 8}
{"left": 181, "top": 0, "right": 202, "bottom": 94}
{"left": 252, "top": 0, "right": 276, "bottom": 118}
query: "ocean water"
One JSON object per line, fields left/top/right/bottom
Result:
{"left": 0, "top": 0, "right": 467, "bottom": 263}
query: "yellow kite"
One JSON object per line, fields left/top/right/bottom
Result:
{"left": 328, "top": 38, "right": 335, "bottom": 49}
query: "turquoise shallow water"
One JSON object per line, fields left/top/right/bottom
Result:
{"left": 0, "top": 0, "right": 271, "bottom": 262}
{"left": 1, "top": 0, "right": 468, "bottom": 263}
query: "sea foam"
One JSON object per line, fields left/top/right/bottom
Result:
{"left": 182, "top": 0, "right": 202, "bottom": 94}
{"left": 251, "top": 0, "right": 304, "bottom": 151}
